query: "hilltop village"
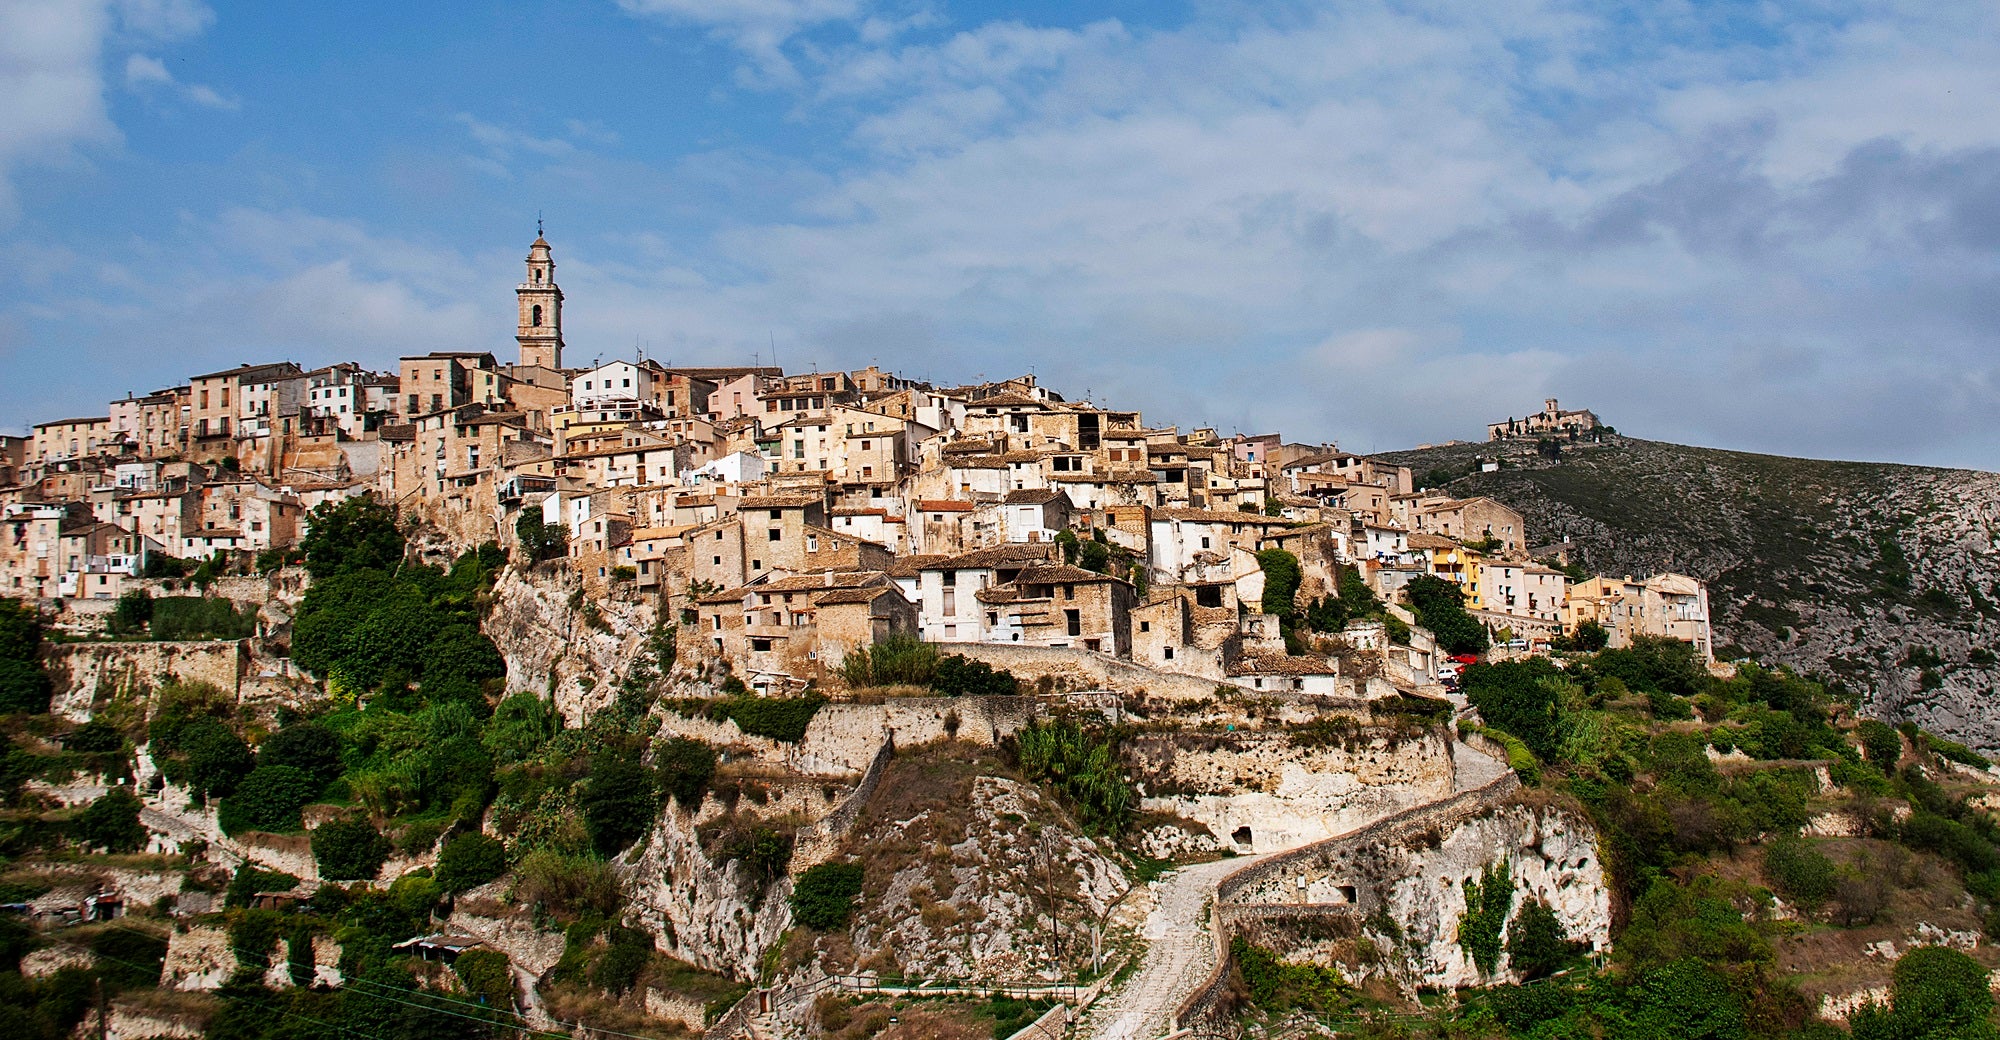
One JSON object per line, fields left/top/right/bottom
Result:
{"left": 17, "top": 235, "right": 1987, "bottom": 1040}
{"left": 3, "top": 233, "right": 1708, "bottom": 689}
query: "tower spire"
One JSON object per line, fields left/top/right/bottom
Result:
{"left": 517, "top": 228, "right": 563, "bottom": 369}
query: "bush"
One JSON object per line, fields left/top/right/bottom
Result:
{"left": 61, "top": 719, "right": 124, "bottom": 754}
{"left": 225, "top": 864, "right": 300, "bottom": 908}
{"left": 1457, "top": 861, "right": 1513, "bottom": 976}
{"left": 0, "top": 600, "right": 51, "bottom": 713}
{"left": 437, "top": 832, "right": 508, "bottom": 893}
{"left": 73, "top": 788, "right": 146, "bottom": 853}
{"left": 1852, "top": 945, "right": 2000, "bottom": 1040}
{"left": 1014, "top": 718, "right": 1133, "bottom": 834}
{"left": 300, "top": 496, "right": 406, "bottom": 578}
{"left": 260, "top": 721, "right": 345, "bottom": 785}
{"left": 1256, "top": 548, "right": 1302, "bottom": 616}
{"left": 109, "top": 589, "right": 154, "bottom": 635}
{"left": 654, "top": 737, "right": 716, "bottom": 809}
{"left": 514, "top": 511, "right": 568, "bottom": 564}
{"left": 1462, "top": 657, "right": 1564, "bottom": 759}
{"left": 511, "top": 850, "right": 622, "bottom": 922}
{"left": 1505, "top": 898, "right": 1574, "bottom": 980}
{"left": 147, "top": 596, "right": 258, "bottom": 641}
{"left": 790, "top": 862, "right": 865, "bottom": 930}
{"left": 156, "top": 716, "right": 254, "bottom": 799}
{"left": 1857, "top": 719, "right": 1903, "bottom": 768}
{"left": 311, "top": 816, "right": 390, "bottom": 880}
{"left": 1763, "top": 837, "right": 1835, "bottom": 908}
{"left": 91, "top": 928, "right": 167, "bottom": 991}
{"left": 218, "top": 765, "right": 321, "bottom": 835}
{"left": 713, "top": 694, "right": 825, "bottom": 743}
{"left": 453, "top": 948, "right": 514, "bottom": 1008}
{"left": 581, "top": 752, "right": 658, "bottom": 856}
{"left": 1405, "top": 574, "right": 1488, "bottom": 656}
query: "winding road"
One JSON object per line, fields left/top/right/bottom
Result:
{"left": 1080, "top": 738, "right": 1508, "bottom": 1039}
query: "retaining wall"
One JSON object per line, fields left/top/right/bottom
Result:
{"left": 45, "top": 640, "right": 247, "bottom": 721}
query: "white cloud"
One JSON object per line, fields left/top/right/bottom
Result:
{"left": 124, "top": 51, "right": 236, "bottom": 109}
{"left": 617, "top": 0, "right": 875, "bottom": 83}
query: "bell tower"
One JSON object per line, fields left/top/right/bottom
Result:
{"left": 516, "top": 225, "right": 564, "bottom": 370}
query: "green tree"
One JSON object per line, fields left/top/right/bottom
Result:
{"left": 1405, "top": 574, "right": 1488, "bottom": 655}
{"left": 218, "top": 765, "right": 321, "bottom": 835}
{"left": 581, "top": 752, "right": 658, "bottom": 856}
{"left": 109, "top": 589, "right": 154, "bottom": 635}
{"left": 1256, "top": 548, "right": 1302, "bottom": 617}
{"left": 1852, "top": 945, "right": 1999, "bottom": 1040}
{"left": 1857, "top": 718, "right": 1903, "bottom": 768}
{"left": 260, "top": 721, "right": 345, "bottom": 786}
{"left": 1504, "top": 898, "right": 1574, "bottom": 980}
{"left": 299, "top": 495, "right": 406, "bottom": 578}
{"left": 789, "top": 862, "right": 865, "bottom": 930}
{"left": 73, "top": 788, "right": 146, "bottom": 853}
{"left": 514, "top": 511, "right": 568, "bottom": 564}
{"left": 1078, "top": 540, "right": 1110, "bottom": 573}
{"left": 0, "top": 598, "right": 51, "bottom": 714}
{"left": 1055, "top": 529, "right": 1080, "bottom": 565}
{"left": 1014, "top": 718, "right": 1132, "bottom": 834}
{"left": 436, "top": 832, "right": 508, "bottom": 893}
{"left": 312, "top": 816, "right": 391, "bottom": 880}
{"left": 654, "top": 737, "right": 716, "bottom": 808}
{"left": 1462, "top": 657, "right": 1565, "bottom": 759}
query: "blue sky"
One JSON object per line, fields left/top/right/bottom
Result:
{"left": 3, "top": 0, "right": 1998, "bottom": 468}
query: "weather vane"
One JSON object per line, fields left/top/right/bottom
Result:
{"left": 537, "top": 211, "right": 544, "bottom": 237}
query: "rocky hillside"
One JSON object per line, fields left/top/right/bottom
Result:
{"left": 1378, "top": 436, "right": 2000, "bottom": 749}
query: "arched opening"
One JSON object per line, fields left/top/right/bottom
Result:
{"left": 1232, "top": 826, "right": 1253, "bottom": 846}
{"left": 531, "top": 305, "right": 543, "bottom": 327}
{"left": 533, "top": 269, "right": 542, "bottom": 284}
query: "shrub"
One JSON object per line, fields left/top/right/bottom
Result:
{"left": 1763, "top": 837, "right": 1835, "bottom": 908}
{"left": 581, "top": 752, "right": 659, "bottom": 856}
{"left": 1505, "top": 898, "right": 1575, "bottom": 980}
{"left": 311, "top": 816, "right": 390, "bottom": 880}
{"left": 260, "top": 720, "right": 345, "bottom": 785}
{"left": 483, "top": 693, "right": 558, "bottom": 765}
{"left": 1857, "top": 719, "right": 1902, "bottom": 768}
{"left": 224, "top": 864, "right": 300, "bottom": 909}
{"left": 514, "top": 511, "right": 568, "bottom": 564}
{"left": 790, "top": 862, "right": 865, "bottom": 930}
{"left": 61, "top": 719, "right": 124, "bottom": 754}
{"left": 147, "top": 596, "right": 258, "bottom": 641}
{"left": 931, "top": 654, "right": 1019, "bottom": 696}
{"left": 218, "top": 765, "right": 321, "bottom": 835}
{"left": 511, "top": 850, "right": 621, "bottom": 922}
{"left": 91, "top": 928, "right": 167, "bottom": 991}
{"left": 1256, "top": 548, "right": 1302, "bottom": 616}
{"left": 109, "top": 589, "right": 154, "bottom": 635}
{"left": 1457, "top": 861, "right": 1513, "bottom": 976}
{"left": 1014, "top": 718, "right": 1133, "bottom": 834}
{"left": 1405, "top": 574, "right": 1488, "bottom": 656}
{"left": 436, "top": 832, "right": 509, "bottom": 892}
{"left": 453, "top": 948, "right": 514, "bottom": 1008}
{"left": 654, "top": 737, "right": 716, "bottom": 809}
{"left": 1852, "top": 945, "right": 2000, "bottom": 1040}
{"left": 73, "top": 788, "right": 146, "bottom": 853}
{"left": 714, "top": 693, "right": 825, "bottom": 743}
{"left": 840, "top": 634, "right": 940, "bottom": 687}
{"left": 300, "top": 496, "right": 406, "bottom": 578}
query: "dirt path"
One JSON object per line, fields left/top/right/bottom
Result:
{"left": 1079, "top": 855, "right": 1252, "bottom": 1040}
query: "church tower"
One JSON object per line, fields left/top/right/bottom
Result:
{"left": 516, "top": 230, "right": 564, "bottom": 370}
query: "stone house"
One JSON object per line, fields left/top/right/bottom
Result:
{"left": 693, "top": 571, "right": 914, "bottom": 690}
{"left": 1566, "top": 573, "right": 1714, "bottom": 661}
{"left": 909, "top": 542, "right": 1061, "bottom": 642}
{"left": 1147, "top": 508, "right": 1290, "bottom": 585}
{"left": 1403, "top": 496, "right": 1527, "bottom": 556}
{"left": 975, "top": 563, "right": 1136, "bottom": 656}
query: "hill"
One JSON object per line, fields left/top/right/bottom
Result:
{"left": 1377, "top": 436, "right": 2000, "bottom": 749}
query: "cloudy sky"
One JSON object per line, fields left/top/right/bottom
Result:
{"left": 2, "top": 0, "right": 1996, "bottom": 468}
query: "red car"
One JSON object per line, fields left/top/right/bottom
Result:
{"left": 1450, "top": 653, "right": 1480, "bottom": 666}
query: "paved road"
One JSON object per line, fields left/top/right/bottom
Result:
{"left": 1081, "top": 856, "right": 1253, "bottom": 1040}
{"left": 1081, "top": 737, "right": 1513, "bottom": 1039}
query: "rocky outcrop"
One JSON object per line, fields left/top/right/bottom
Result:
{"left": 487, "top": 565, "right": 664, "bottom": 725}
{"left": 618, "top": 801, "right": 794, "bottom": 979}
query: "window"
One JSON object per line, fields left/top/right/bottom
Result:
{"left": 1139, "top": 621, "right": 1150, "bottom": 633}
{"left": 713, "top": 555, "right": 722, "bottom": 565}
{"left": 1200, "top": 536, "right": 1211, "bottom": 549}
{"left": 943, "top": 590, "right": 956, "bottom": 615}
{"left": 1065, "top": 609, "right": 1081, "bottom": 636}
{"left": 769, "top": 509, "right": 782, "bottom": 519}
{"left": 806, "top": 535, "right": 817, "bottom": 552}
{"left": 860, "top": 440, "right": 871, "bottom": 450}
{"left": 750, "top": 638, "right": 772, "bottom": 651}
{"left": 1164, "top": 646, "right": 1174, "bottom": 660}
{"left": 769, "top": 529, "right": 781, "bottom": 541}
{"left": 531, "top": 305, "right": 543, "bottom": 327}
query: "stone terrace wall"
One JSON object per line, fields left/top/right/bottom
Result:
{"left": 45, "top": 640, "right": 246, "bottom": 721}
{"left": 1174, "top": 761, "right": 1523, "bottom": 1035}
{"left": 790, "top": 737, "right": 896, "bottom": 871}
{"left": 940, "top": 642, "right": 1232, "bottom": 700}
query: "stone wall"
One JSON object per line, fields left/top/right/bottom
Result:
{"left": 1129, "top": 728, "right": 1455, "bottom": 854}
{"left": 791, "top": 737, "right": 895, "bottom": 871}
{"left": 938, "top": 641, "right": 1232, "bottom": 700}
{"left": 1002, "top": 1002, "right": 1069, "bottom": 1040}
{"left": 1174, "top": 763, "right": 1533, "bottom": 1034}
{"left": 45, "top": 640, "right": 246, "bottom": 722}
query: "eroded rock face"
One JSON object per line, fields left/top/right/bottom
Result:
{"left": 162, "top": 925, "right": 236, "bottom": 991}
{"left": 617, "top": 802, "right": 793, "bottom": 980}
{"left": 1131, "top": 729, "right": 1455, "bottom": 854}
{"left": 1367, "top": 804, "right": 1611, "bottom": 990}
{"left": 487, "top": 566, "right": 664, "bottom": 725}
{"left": 840, "top": 775, "right": 1128, "bottom": 983}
